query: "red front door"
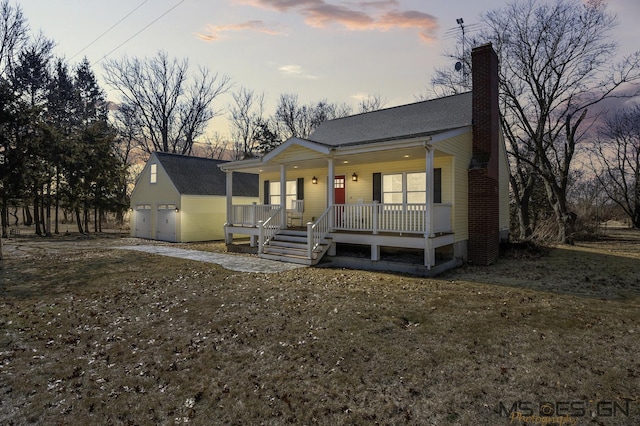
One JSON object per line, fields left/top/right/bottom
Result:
{"left": 334, "top": 175, "right": 345, "bottom": 204}
{"left": 334, "top": 175, "right": 345, "bottom": 226}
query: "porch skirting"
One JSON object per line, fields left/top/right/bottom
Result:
{"left": 318, "top": 255, "right": 464, "bottom": 277}
{"left": 224, "top": 221, "right": 463, "bottom": 272}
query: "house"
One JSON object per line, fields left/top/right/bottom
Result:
{"left": 130, "top": 152, "right": 259, "bottom": 242}
{"left": 218, "top": 44, "right": 509, "bottom": 273}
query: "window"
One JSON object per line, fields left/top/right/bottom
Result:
{"left": 382, "top": 171, "right": 438, "bottom": 204}
{"left": 269, "top": 180, "right": 297, "bottom": 207}
{"left": 150, "top": 164, "right": 157, "bottom": 184}
{"left": 407, "top": 172, "right": 426, "bottom": 203}
{"left": 374, "top": 170, "right": 441, "bottom": 204}
{"left": 382, "top": 174, "right": 404, "bottom": 204}
{"left": 383, "top": 172, "right": 426, "bottom": 204}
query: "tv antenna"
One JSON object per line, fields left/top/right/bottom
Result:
{"left": 454, "top": 18, "right": 468, "bottom": 88}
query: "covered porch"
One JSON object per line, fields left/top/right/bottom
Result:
{"left": 220, "top": 133, "right": 463, "bottom": 269}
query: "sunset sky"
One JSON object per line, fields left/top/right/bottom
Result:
{"left": 21, "top": 0, "right": 640, "bottom": 138}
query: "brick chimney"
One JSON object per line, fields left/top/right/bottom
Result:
{"left": 468, "top": 43, "right": 500, "bottom": 265}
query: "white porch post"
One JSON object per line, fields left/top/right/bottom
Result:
{"left": 424, "top": 145, "right": 435, "bottom": 268}
{"left": 425, "top": 145, "right": 434, "bottom": 238}
{"left": 225, "top": 171, "right": 233, "bottom": 245}
{"left": 327, "top": 158, "right": 335, "bottom": 230}
{"left": 280, "top": 164, "right": 287, "bottom": 227}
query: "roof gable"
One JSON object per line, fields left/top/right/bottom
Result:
{"left": 309, "top": 92, "right": 472, "bottom": 146}
{"left": 262, "top": 137, "right": 331, "bottom": 162}
{"left": 153, "top": 152, "right": 258, "bottom": 197}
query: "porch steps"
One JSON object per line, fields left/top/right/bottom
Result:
{"left": 260, "top": 229, "right": 332, "bottom": 266}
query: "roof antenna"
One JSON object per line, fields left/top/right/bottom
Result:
{"left": 455, "top": 18, "right": 468, "bottom": 89}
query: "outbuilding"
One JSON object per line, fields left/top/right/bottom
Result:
{"left": 130, "top": 152, "right": 259, "bottom": 242}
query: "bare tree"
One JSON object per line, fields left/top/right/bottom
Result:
{"left": 357, "top": 94, "right": 386, "bottom": 113}
{"left": 0, "top": 0, "right": 29, "bottom": 265}
{"left": 492, "top": 0, "right": 640, "bottom": 243}
{"left": 432, "top": 0, "right": 640, "bottom": 243}
{"left": 0, "top": 0, "right": 28, "bottom": 75}
{"left": 274, "top": 93, "right": 352, "bottom": 140}
{"left": 200, "top": 132, "right": 231, "bottom": 160}
{"left": 229, "top": 87, "right": 265, "bottom": 159}
{"left": 103, "top": 51, "right": 231, "bottom": 156}
{"left": 591, "top": 104, "right": 640, "bottom": 228}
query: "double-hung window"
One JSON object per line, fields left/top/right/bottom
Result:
{"left": 383, "top": 172, "right": 426, "bottom": 204}
{"left": 381, "top": 170, "right": 440, "bottom": 204}
{"left": 269, "top": 180, "right": 297, "bottom": 207}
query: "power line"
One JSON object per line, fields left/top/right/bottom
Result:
{"left": 95, "top": 0, "right": 186, "bottom": 65}
{"left": 70, "top": 0, "right": 149, "bottom": 61}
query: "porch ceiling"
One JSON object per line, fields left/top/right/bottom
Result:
{"left": 236, "top": 144, "right": 451, "bottom": 174}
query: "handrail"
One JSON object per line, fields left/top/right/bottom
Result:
{"left": 307, "top": 206, "right": 332, "bottom": 259}
{"left": 258, "top": 207, "right": 282, "bottom": 253}
{"left": 230, "top": 204, "right": 279, "bottom": 227}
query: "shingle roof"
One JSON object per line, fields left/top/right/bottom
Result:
{"left": 154, "top": 152, "right": 258, "bottom": 197}
{"left": 308, "top": 92, "right": 472, "bottom": 146}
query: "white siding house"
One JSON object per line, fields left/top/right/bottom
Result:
{"left": 218, "top": 44, "right": 509, "bottom": 274}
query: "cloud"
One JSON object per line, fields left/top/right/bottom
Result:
{"left": 238, "top": 0, "right": 439, "bottom": 42}
{"left": 378, "top": 10, "right": 439, "bottom": 41}
{"left": 238, "top": 0, "right": 323, "bottom": 12}
{"left": 303, "top": 3, "right": 374, "bottom": 29}
{"left": 278, "top": 64, "right": 319, "bottom": 79}
{"left": 196, "top": 20, "right": 286, "bottom": 41}
{"left": 358, "top": 0, "right": 399, "bottom": 9}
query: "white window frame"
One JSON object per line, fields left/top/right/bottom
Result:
{"left": 269, "top": 180, "right": 297, "bottom": 208}
{"left": 150, "top": 163, "right": 157, "bottom": 184}
{"left": 382, "top": 172, "right": 426, "bottom": 204}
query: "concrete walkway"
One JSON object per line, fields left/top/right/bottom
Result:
{"left": 117, "top": 245, "right": 305, "bottom": 273}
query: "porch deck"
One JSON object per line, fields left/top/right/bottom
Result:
{"left": 224, "top": 202, "right": 456, "bottom": 269}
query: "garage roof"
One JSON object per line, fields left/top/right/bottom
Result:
{"left": 154, "top": 152, "right": 259, "bottom": 197}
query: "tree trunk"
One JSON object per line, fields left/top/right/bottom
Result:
{"left": 75, "top": 207, "right": 84, "bottom": 233}
{"left": 94, "top": 205, "right": 98, "bottom": 233}
{"left": 55, "top": 169, "right": 60, "bottom": 234}
{"left": 632, "top": 204, "right": 640, "bottom": 229}
{"left": 40, "top": 193, "right": 46, "bottom": 236}
{"left": 24, "top": 205, "right": 32, "bottom": 227}
{"left": 510, "top": 173, "right": 535, "bottom": 239}
{"left": 544, "top": 180, "right": 576, "bottom": 244}
{"left": 10, "top": 207, "right": 19, "bottom": 227}
{"left": 34, "top": 193, "right": 42, "bottom": 236}
{"left": 45, "top": 179, "right": 52, "bottom": 237}
{"left": 1, "top": 195, "right": 7, "bottom": 239}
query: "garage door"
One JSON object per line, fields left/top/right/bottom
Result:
{"left": 157, "top": 204, "right": 177, "bottom": 242}
{"left": 135, "top": 205, "right": 152, "bottom": 239}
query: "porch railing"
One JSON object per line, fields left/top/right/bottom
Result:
{"left": 332, "top": 203, "right": 452, "bottom": 234}
{"left": 307, "top": 206, "right": 332, "bottom": 258}
{"left": 258, "top": 207, "right": 282, "bottom": 253}
{"left": 432, "top": 204, "right": 453, "bottom": 234}
{"left": 232, "top": 202, "right": 452, "bottom": 237}
{"left": 230, "top": 203, "right": 279, "bottom": 227}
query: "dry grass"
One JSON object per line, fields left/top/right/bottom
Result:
{"left": 1, "top": 230, "right": 639, "bottom": 425}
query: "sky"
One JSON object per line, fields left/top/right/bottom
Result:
{"left": 20, "top": 0, "right": 640, "bottom": 139}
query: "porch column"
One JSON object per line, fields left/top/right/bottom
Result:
{"left": 425, "top": 145, "right": 435, "bottom": 238}
{"left": 225, "top": 170, "right": 233, "bottom": 244}
{"left": 425, "top": 144, "right": 435, "bottom": 268}
{"left": 327, "top": 158, "right": 335, "bottom": 229}
{"left": 280, "top": 164, "right": 287, "bottom": 227}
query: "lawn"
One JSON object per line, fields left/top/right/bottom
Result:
{"left": 1, "top": 230, "right": 639, "bottom": 425}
